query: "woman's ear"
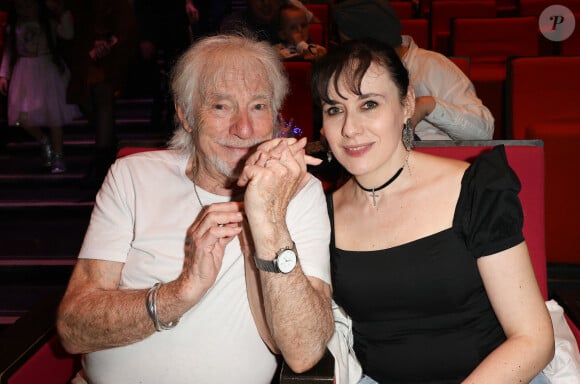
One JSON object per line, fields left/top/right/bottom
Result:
{"left": 404, "top": 85, "right": 416, "bottom": 120}
{"left": 175, "top": 103, "right": 192, "bottom": 133}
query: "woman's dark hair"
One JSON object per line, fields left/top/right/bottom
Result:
{"left": 311, "top": 38, "right": 409, "bottom": 107}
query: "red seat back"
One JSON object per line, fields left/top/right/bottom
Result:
{"left": 401, "top": 18, "right": 430, "bottom": 49}
{"left": 304, "top": 3, "right": 330, "bottom": 24}
{"left": 6, "top": 335, "right": 79, "bottom": 384}
{"left": 451, "top": 16, "right": 539, "bottom": 80}
{"left": 526, "top": 123, "right": 580, "bottom": 265}
{"left": 391, "top": 1, "right": 415, "bottom": 19}
{"left": 430, "top": 0, "right": 496, "bottom": 55}
{"left": 281, "top": 61, "right": 315, "bottom": 141}
{"left": 560, "top": 13, "right": 580, "bottom": 55}
{"left": 519, "top": 0, "right": 580, "bottom": 16}
{"left": 447, "top": 56, "right": 470, "bottom": 77}
{"left": 451, "top": 16, "right": 540, "bottom": 140}
{"left": 415, "top": 141, "right": 548, "bottom": 298}
{"left": 507, "top": 56, "right": 580, "bottom": 139}
{"left": 308, "top": 22, "right": 325, "bottom": 46}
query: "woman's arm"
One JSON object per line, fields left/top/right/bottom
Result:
{"left": 463, "top": 242, "right": 554, "bottom": 383}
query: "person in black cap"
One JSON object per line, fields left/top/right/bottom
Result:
{"left": 333, "top": 0, "right": 494, "bottom": 141}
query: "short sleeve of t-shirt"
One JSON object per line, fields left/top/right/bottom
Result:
{"left": 453, "top": 145, "right": 524, "bottom": 258}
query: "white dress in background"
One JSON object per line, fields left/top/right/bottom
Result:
{"left": 0, "top": 11, "right": 80, "bottom": 127}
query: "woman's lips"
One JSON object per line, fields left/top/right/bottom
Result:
{"left": 344, "top": 143, "right": 373, "bottom": 157}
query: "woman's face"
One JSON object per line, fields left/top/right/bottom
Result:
{"left": 321, "top": 62, "right": 413, "bottom": 177}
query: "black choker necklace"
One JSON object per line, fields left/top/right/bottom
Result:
{"left": 354, "top": 167, "right": 403, "bottom": 207}
{"left": 355, "top": 150, "right": 411, "bottom": 207}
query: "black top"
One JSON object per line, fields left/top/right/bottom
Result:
{"left": 328, "top": 146, "right": 524, "bottom": 383}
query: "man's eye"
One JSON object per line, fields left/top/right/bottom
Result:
{"left": 214, "top": 104, "right": 225, "bottom": 110}
{"left": 254, "top": 103, "right": 267, "bottom": 111}
{"left": 362, "top": 101, "right": 378, "bottom": 110}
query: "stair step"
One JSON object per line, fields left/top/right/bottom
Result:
{"left": 0, "top": 204, "right": 93, "bottom": 259}
{"left": 0, "top": 284, "right": 68, "bottom": 326}
{"left": 0, "top": 96, "right": 165, "bottom": 326}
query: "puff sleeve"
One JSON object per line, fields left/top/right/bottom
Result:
{"left": 453, "top": 145, "right": 525, "bottom": 258}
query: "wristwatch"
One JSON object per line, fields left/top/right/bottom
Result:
{"left": 254, "top": 242, "right": 298, "bottom": 273}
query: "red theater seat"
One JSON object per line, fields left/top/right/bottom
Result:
{"left": 451, "top": 16, "right": 540, "bottom": 139}
{"left": 308, "top": 22, "right": 325, "bottom": 46}
{"left": 506, "top": 55, "right": 580, "bottom": 139}
{"left": 526, "top": 123, "right": 580, "bottom": 265}
{"left": 401, "top": 18, "right": 430, "bottom": 49}
{"left": 281, "top": 61, "right": 315, "bottom": 141}
{"left": 430, "top": 0, "right": 496, "bottom": 55}
{"left": 448, "top": 56, "right": 470, "bottom": 77}
{"left": 560, "top": 14, "right": 580, "bottom": 55}
{"left": 391, "top": 1, "right": 415, "bottom": 19}
{"left": 519, "top": 0, "right": 580, "bottom": 17}
{"left": 305, "top": 3, "right": 330, "bottom": 46}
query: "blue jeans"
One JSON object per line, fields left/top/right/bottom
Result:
{"left": 357, "top": 372, "right": 551, "bottom": 383}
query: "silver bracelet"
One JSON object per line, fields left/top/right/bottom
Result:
{"left": 145, "top": 283, "right": 180, "bottom": 332}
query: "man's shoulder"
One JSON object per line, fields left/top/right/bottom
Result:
{"left": 114, "top": 148, "right": 186, "bottom": 172}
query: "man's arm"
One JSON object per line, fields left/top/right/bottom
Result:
{"left": 57, "top": 158, "right": 246, "bottom": 355}
{"left": 57, "top": 259, "right": 177, "bottom": 354}
{"left": 412, "top": 55, "right": 495, "bottom": 140}
{"left": 239, "top": 138, "right": 334, "bottom": 373}
{"left": 261, "top": 270, "right": 333, "bottom": 372}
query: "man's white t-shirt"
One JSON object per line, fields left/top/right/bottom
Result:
{"left": 78, "top": 149, "right": 331, "bottom": 384}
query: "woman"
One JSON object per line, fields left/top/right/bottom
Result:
{"left": 0, "top": 0, "right": 80, "bottom": 173}
{"left": 311, "top": 38, "right": 554, "bottom": 383}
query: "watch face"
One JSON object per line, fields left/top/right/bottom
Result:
{"left": 276, "top": 249, "right": 297, "bottom": 273}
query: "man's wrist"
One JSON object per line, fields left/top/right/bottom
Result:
{"left": 255, "top": 242, "right": 298, "bottom": 273}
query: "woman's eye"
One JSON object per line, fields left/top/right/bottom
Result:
{"left": 362, "top": 100, "right": 378, "bottom": 110}
{"left": 326, "top": 106, "right": 341, "bottom": 116}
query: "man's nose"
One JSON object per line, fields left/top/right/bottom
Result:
{"left": 230, "top": 110, "right": 253, "bottom": 138}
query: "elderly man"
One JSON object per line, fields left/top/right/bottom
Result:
{"left": 56, "top": 33, "right": 333, "bottom": 383}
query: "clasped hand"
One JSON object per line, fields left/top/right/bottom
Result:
{"left": 179, "top": 138, "right": 322, "bottom": 302}
{"left": 238, "top": 137, "right": 321, "bottom": 227}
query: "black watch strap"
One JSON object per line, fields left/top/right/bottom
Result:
{"left": 254, "top": 257, "right": 279, "bottom": 273}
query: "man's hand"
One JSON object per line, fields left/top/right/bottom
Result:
{"left": 178, "top": 202, "right": 243, "bottom": 302}
{"left": 237, "top": 137, "right": 320, "bottom": 247}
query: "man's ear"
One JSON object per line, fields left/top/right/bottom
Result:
{"left": 175, "top": 103, "right": 192, "bottom": 132}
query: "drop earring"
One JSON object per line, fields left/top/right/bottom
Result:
{"left": 327, "top": 150, "right": 333, "bottom": 163}
{"left": 402, "top": 118, "right": 414, "bottom": 151}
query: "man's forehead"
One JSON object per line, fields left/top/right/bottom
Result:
{"left": 213, "top": 68, "right": 271, "bottom": 92}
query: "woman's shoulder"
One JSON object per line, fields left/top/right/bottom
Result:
{"left": 412, "top": 150, "right": 469, "bottom": 182}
